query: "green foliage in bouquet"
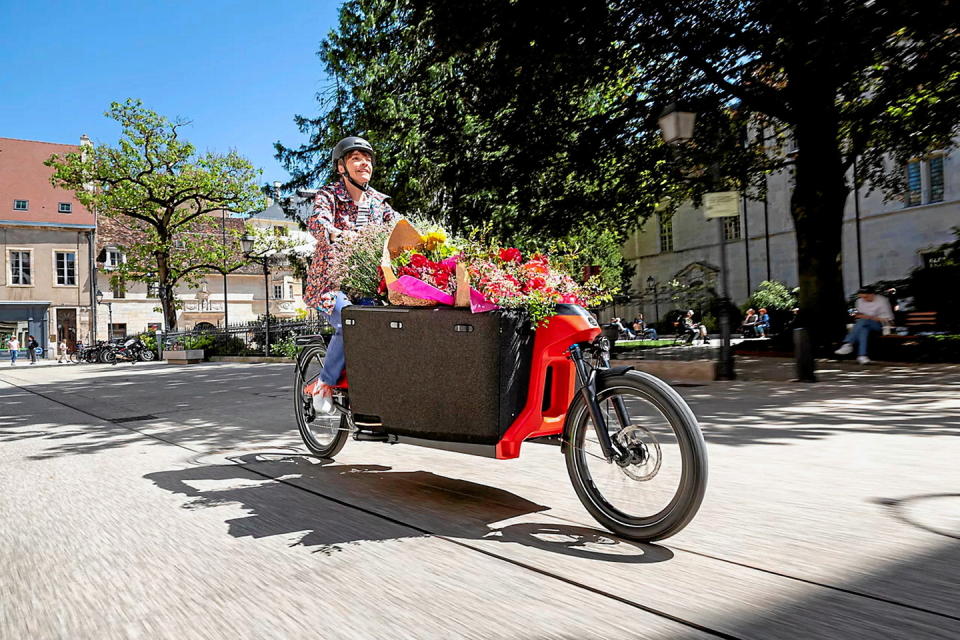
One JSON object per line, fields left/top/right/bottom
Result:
{"left": 325, "top": 221, "right": 393, "bottom": 300}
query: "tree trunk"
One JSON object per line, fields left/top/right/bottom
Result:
{"left": 156, "top": 252, "right": 178, "bottom": 332}
{"left": 790, "top": 114, "right": 850, "bottom": 351}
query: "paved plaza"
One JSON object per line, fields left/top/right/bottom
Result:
{"left": 1, "top": 359, "right": 958, "bottom": 639}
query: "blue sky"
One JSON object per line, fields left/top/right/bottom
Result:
{"left": 0, "top": 0, "right": 342, "bottom": 185}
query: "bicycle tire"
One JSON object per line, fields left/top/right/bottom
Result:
{"left": 293, "top": 345, "right": 349, "bottom": 459}
{"left": 564, "top": 370, "right": 707, "bottom": 542}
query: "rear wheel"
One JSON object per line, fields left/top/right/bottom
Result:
{"left": 99, "top": 348, "right": 116, "bottom": 364}
{"left": 564, "top": 370, "right": 707, "bottom": 542}
{"left": 294, "top": 344, "right": 349, "bottom": 459}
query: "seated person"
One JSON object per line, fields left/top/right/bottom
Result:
{"left": 681, "top": 310, "right": 708, "bottom": 344}
{"left": 741, "top": 308, "right": 759, "bottom": 337}
{"left": 834, "top": 287, "right": 894, "bottom": 364}
{"left": 612, "top": 317, "right": 635, "bottom": 339}
{"left": 633, "top": 314, "right": 658, "bottom": 340}
{"left": 755, "top": 308, "right": 770, "bottom": 337}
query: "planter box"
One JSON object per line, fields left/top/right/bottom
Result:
{"left": 163, "top": 349, "right": 205, "bottom": 364}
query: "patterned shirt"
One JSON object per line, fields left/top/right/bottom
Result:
{"left": 304, "top": 178, "right": 397, "bottom": 307}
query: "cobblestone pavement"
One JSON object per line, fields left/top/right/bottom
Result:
{"left": 1, "top": 360, "right": 958, "bottom": 639}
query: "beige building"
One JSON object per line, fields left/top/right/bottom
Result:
{"left": 0, "top": 137, "right": 95, "bottom": 354}
{"left": 94, "top": 202, "right": 307, "bottom": 336}
{"left": 616, "top": 146, "right": 958, "bottom": 325}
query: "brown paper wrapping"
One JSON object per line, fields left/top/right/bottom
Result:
{"left": 381, "top": 219, "right": 470, "bottom": 307}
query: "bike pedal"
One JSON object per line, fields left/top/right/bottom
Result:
{"left": 353, "top": 430, "right": 390, "bottom": 442}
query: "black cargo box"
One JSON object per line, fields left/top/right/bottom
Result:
{"left": 341, "top": 306, "right": 533, "bottom": 444}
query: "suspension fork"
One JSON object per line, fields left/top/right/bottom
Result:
{"left": 568, "top": 343, "right": 629, "bottom": 463}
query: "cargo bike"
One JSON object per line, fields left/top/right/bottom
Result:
{"left": 293, "top": 303, "right": 707, "bottom": 542}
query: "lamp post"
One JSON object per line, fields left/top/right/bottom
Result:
{"left": 241, "top": 234, "right": 271, "bottom": 356}
{"left": 646, "top": 275, "right": 660, "bottom": 324}
{"left": 95, "top": 289, "right": 113, "bottom": 341}
{"left": 658, "top": 103, "right": 735, "bottom": 379}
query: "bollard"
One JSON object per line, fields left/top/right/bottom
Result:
{"left": 793, "top": 327, "right": 817, "bottom": 382}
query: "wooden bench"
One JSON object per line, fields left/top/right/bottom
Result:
{"left": 902, "top": 311, "right": 938, "bottom": 332}
{"left": 879, "top": 310, "right": 940, "bottom": 344}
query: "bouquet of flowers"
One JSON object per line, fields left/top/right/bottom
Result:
{"left": 324, "top": 221, "right": 393, "bottom": 301}
{"left": 463, "top": 246, "right": 602, "bottom": 325}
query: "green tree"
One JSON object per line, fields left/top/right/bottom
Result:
{"left": 46, "top": 100, "right": 264, "bottom": 331}
{"left": 279, "top": 0, "right": 959, "bottom": 349}
{"left": 603, "top": 0, "right": 959, "bottom": 347}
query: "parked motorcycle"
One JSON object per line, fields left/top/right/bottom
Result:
{"left": 109, "top": 336, "right": 156, "bottom": 364}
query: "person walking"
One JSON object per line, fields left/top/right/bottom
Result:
{"left": 7, "top": 335, "right": 19, "bottom": 366}
{"left": 57, "top": 337, "right": 68, "bottom": 363}
{"left": 27, "top": 335, "right": 39, "bottom": 364}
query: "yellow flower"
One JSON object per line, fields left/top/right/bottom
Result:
{"left": 421, "top": 230, "right": 447, "bottom": 251}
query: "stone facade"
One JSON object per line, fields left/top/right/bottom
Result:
{"left": 94, "top": 205, "right": 307, "bottom": 336}
{"left": 618, "top": 147, "right": 958, "bottom": 325}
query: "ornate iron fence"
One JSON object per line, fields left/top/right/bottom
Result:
{"left": 158, "top": 318, "right": 331, "bottom": 358}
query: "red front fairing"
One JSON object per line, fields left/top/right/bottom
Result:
{"left": 496, "top": 307, "right": 600, "bottom": 459}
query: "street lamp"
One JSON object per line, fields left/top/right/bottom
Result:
{"left": 646, "top": 275, "right": 660, "bottom": 324}
{"left": 657, "top": 105, "right": 736, "bottom": 380}
{"left": 658, "top": 104, "right": 697, "bottom": 146}
{"left": 241, "top": 233, "right": 272, "bottom": 356}
{"left": 95, "top": 289, "right": 113, "bottom": 342}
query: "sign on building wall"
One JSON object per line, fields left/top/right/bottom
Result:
{"left": 704, "top": 191, "right": 741, "bottom": 219}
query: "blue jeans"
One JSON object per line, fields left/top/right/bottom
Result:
{"left": 844, "top": 319, "right": 882, "bottom": 356}
{"left": 10, "top": 350, "right": 17, "bottom": 364}
{"left": 643, "top": 328, "right": 658, "bottom": 340}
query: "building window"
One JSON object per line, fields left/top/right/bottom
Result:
{"left": 147, "top": 282, "right": 160, "bottom": 297}
{"left": 906, "top": 155, "right": 948, "bottom": 206}
{"left": 112, "top": 280, "right": 126, "bottom": 299}
{"left": 659, "top": 215, "right": 674, "bottom": 253}
{"left": 723, "top": 216, "right": 742, "bottom": 241}
{"left": 929, "top": 156, "right": 944, "bottom": 203}
{"left": 105, "top": 248, "right": 124, "bottom": 269}
{"left": 9, "top": 251, "right": 31, "bottom": 285}
{"left": 273, "top": 284, "right": 284, "bottom": 299}
{"left": 13, "top": 199, "right": 28, "bottom": 211}
{"left": 905, "top": 160, "right": 922, "bottom": 206}
{"left": 55, "top": 251, "right": 77, "bottom": 286}
{"left": 58, "top": 202, "right": 73, "bottom": 213}
{"left": 109, "top": 323, "right": 127, "bottom": 340}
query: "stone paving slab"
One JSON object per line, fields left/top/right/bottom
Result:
{"left": 1, "top": 361, "right": 958, "bottom": 639}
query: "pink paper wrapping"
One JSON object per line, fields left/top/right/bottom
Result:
{"left": 469, "top": 288, "right": 500, "bottom": 313}
{"left": 388, "top": 275, "right": 455, "bottom": 306}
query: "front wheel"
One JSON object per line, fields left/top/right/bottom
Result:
{"left": 139, "top": 348, "right": 156, "bottom": 361}
{"left": 293, "top": 344, "right": 349, "bottom": 459}
{"left": 564, "top": 370, "right": 707, "bottom": 542}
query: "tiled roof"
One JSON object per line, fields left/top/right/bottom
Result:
{"left": 0, "top": 137, "right": 94, "bottom": 226}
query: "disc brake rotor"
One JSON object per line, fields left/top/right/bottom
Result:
{"left": 615, "top": 425, "right": 662, "bottom": 481}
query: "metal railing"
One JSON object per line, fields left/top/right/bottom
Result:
{"left": 158, "top": 318, "right": 331, "bottom": 358}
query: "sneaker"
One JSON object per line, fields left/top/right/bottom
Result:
{"left": 857, "top": 355, "right": 871, "bottom": 364}
{"left": 834, "top": 343, "right": 853, "bottom": 355}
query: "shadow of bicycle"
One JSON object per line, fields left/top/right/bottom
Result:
{"left": 145, "top": 449, "right": 672, "bottom": 563}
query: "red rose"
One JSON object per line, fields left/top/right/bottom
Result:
{"left": 499, "top": 247, "right": 523, "bottom": 263}
{"left": 525, "top": 277, "right": 547, "bottom": 292}
{"left": 410, "top": 253, "right": 428, "bottom": 268}
{"left": 399, "top": 265, "right": 419, "bottom": 278}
